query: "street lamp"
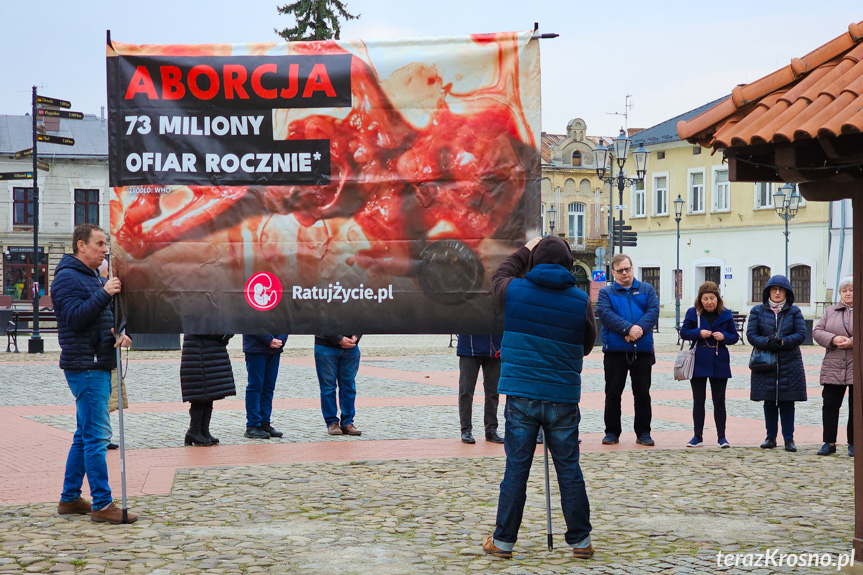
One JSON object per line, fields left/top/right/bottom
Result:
{"left": 593, "top": 128, "right": 649, "bottom": 254}
{"left": 674, "top": 194, "right": 685, "bottom": 336}
{"left": 773, "top": 182, "right": 800, "bottom": 276}
{"left": 547, "top": 204, "right": 557, "bottom": 237}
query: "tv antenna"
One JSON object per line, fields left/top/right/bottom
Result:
{"left": 606, "top": 94, "right": 633, "bottom": 131}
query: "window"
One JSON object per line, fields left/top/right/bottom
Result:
{"left": 751, "top": 266, "right": 771, "bottom": 302}
{"left": 13, "top": 187, "right": 35, "bottom": 227}
{"left": 755, "top": 183, "right": 774, "bottom": 208}
{"left": 657, "top": 151, "right": 666, "bottom": 160}
{"left": 632, "top": 181, "right": 645, "bottom": 217}
{"left": 713, "top": 169, "right": 730, "bottom": 212}
{"left": 571, "top": 151, "right": 582, "bottom": 167}
{"left": 790, "top": 265, "right": 811, "bottom": 304}
{"left": 568, "top": 202, "right": 585, "bottom": 242}
{"left": 642, "top": 267, "right": 660, "bottom": 300}
{"left": 74, "top": 189, "right": 100, "bottom": 226}
{"left": 693, "top": 146, "right": 702, "bottom": 155}
{"left": 705, "top": 266, "right": 720, "bottom": 286}
{"left": 689, "top": 171, "right": 705, "bottom": 213}
{"left": 654, "top": 175, "right": 668, "bottom": 215}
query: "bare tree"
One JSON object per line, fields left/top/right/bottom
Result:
{"left": 275, "top": 0, "right": 360, "bottom": 41}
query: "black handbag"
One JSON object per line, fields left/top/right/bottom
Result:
{"left": 748, "top": 313, "right": 784, "bottom": 373}
{"left": 748, "top": 348, "right": 777, "bottom": 372}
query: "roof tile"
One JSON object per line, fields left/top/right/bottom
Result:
{"left": 678, "top": 20, "right": 863, "bottom": 149}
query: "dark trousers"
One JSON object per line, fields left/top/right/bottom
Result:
{"left": 690, "top": 377, "right": 728, "bottom": 439}
{"left": 822, "top": 385, "right": 854, "bottom": 444}
{"left": 603, "top": 352, "right": 653, "bottom": 437}
{"left": 763, "top": 400, "right": 795, "bottom": 440}
{"left": 458, "top": 355, "right": 501, "bottom": 434}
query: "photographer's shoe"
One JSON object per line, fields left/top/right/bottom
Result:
{"left": 482, "top": 535, "right": 512, "bottom": 559}
{"left": 760, "top": 436, "right": 777, "bottom": 449}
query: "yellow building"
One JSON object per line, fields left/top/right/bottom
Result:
{"left": 618, "top": 99, "right": 831, "bottom": 317}
{"left": 540, "top": 118, "right": 610, "bottom": 291}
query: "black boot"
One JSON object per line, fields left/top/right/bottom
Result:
{"left": 185, "top": 403, "right": 213, "bottom": 446}
{"left": 201, "top": 401, "right": 219, "bottom": 445}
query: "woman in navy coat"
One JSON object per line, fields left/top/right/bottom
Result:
{"left": 746, "top": 275, "right": 807, "bottom": 452}
{"left": 680, "top": 282, "right": 739, "bottom": 448}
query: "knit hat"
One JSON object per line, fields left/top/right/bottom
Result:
{"left": 528, "top": 236, "right": 573, "bottom": 270}
{"left": 839, "top": 275, "right": 853, "bottom": 291}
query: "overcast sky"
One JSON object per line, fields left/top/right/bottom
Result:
{"left": 1, "top": 1, "right": 860, "bottom": 137}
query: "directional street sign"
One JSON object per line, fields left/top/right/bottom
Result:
{"left": 0, "top": 172, "right": 33, "bottom": 181}
{"left": 36, "top": 95, "right": 71, "bottom": 109}
{"left": 36, "top": 161, "right": 50, "bottom": 172}
{"left": 621, "top": 241, "right": 638, "bottom": 247}
{"left": 612, "top": 224, "right": 633, "bottom": 231}
{"left": 614, "top": 205, "right": 627, "bottom": 211}
{"left": 13, "top": 148, "right": 33, "bottom": 159}
{"left": 37, "top": 134, "right": 75, "bottom": 146}
{"left": 37, "top": 109, "right": 83, "bottom": 120}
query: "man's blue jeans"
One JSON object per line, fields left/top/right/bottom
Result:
{"left": 493, "top": 395, "right": 591, "bottom": 551}
{"left": 61, "top": 370, "right": 112, "bottom": 510}
{"left": 245, "top": 353, "right": 280, "bottom": 427}
{"left": 314, "top": 344, "right": 360, "bottom": 426}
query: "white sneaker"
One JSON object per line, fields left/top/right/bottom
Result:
{"left": 718, "top": 438, "right": 731, "bottom": 448}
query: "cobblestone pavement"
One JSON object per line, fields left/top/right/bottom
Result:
{"left": 0, "top": 327, "right": 856, "bottom": 574}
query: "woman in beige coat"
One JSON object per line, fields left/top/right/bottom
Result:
{"left": 813, "top": 275, "right": 854, "bottom": 456}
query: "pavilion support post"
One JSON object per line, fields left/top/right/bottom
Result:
{"left": 854, "top": 197, "right": 863, "bottom": 560}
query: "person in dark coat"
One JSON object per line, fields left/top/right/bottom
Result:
{"left": 812, "top": 275, "right": 854, "bottom": 457}
{"left": 679, "top": 281, "right": 739, "bottom": 448}
{"left": 457, "top": 334, "right": 503, "bottom": 444}
{"left": 242, "top": 334, "right": 288, "bottom": 440}
{"left": 746, "top": 275, "right": 807, "bottom": 452}
{"left": 180, "top": 334, "right": 236, "bottom": 446}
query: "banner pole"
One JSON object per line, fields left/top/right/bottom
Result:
{"left": 109, "top": 255, "right": 130, "bottom": 522}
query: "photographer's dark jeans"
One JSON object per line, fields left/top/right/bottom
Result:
{"left": 763, "top": 400, "right": 795, "bottom": 440}
{"left": 492, "top": 396, "right": 591, "bottom": 551}
{"left": 690, "top": 377, "right": 727, "bottom": 439}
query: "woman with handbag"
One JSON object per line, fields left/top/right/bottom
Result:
{"left": 746, "top": 275, "right": 807, "bottom": 452}
{"left": 812, "top": 275, "right": 854, "bottom": 457}
{"left": 680, "top": 282, "right": 738, "bottom": 448}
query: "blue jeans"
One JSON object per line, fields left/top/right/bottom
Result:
{"left": 61, "top": 370, "right": 112, "bottom": 509}
{"left": 245, "top": 353, "right": 280, "bottom": 427}
{"left": 493, "top": 395, "right": 591, "bottom": 551}
{"left": 764, "top": 400, "right": 795, "bottom": 440}
{"left": 314, "top": 344, "right": 360, "bottom": 426}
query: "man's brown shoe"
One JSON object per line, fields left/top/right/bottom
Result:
{"left": 341, "top": 424, "right": 362, "bottom": 436}
{"left": 482, "top": 535, "right": 512, "bottom": 559}
{"left": 327, "top": 423, "right": 343, "bottom": 435}
{"left": 90, "top": 501, "right": 138, "bottom": 524}
{"left": 58, "top": 497, "right": 91, "bottom": 515}
{"left": 572, "top": 544, "right": 595, "bottom": 560}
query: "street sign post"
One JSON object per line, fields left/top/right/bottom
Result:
{"left": 0, "top": 172, "right": 33, "bottom": 181}
{"left": 37, "top": 134, "right": 74, "bottom": 146}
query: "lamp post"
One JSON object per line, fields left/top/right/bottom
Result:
{"left": 593, "top": 129, "right": 649, "bottom": 254}
{"left": 773, "top": 183, "right": 800, "bottom": 276}
{"left": 547, "top": 204, "right": 557, "bottom": 237}
{"left": 674, "top": 194, "right": 685, "bottom": 335}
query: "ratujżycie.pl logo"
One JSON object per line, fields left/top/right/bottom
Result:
{"left": 244, "top": 272, "right": 282, "bottom": 311}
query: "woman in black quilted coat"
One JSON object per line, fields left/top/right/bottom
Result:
{"left": 180, "top": 334, "right": 236, "bottom": 446}
{"left": 746, "top": 275, "right": 807, "bottom": 453}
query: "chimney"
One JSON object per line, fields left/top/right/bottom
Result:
{"left": 101, "top": 106, "right": 105, "bottom": 120}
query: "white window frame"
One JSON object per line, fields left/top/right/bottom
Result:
{"left": 541, "top": 202, "right": 546, "bottom": 235}
{"left": 567, "top": 202, "right": 586, "bottom": 242}
{"left": 754, "top": 182, "right": 774, "bottom": 210}
{"left": 653, "top": 172, "right": 669, "bottom": 216}
{"left": 687, "top": 168, "right": 706, "bottom": 214}
{"left": 711, "top": 166, "right": 730, "bottom": 213}
{"left": 631, "top": 181, "right": 646, "bottom": 218}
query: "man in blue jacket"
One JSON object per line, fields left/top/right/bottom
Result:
{"left": 483, "top": 235, "right": 596, "bottom": 561}
{"left": 457, "top": 334, "right": 503, "bottom": 444}
{"left": 597, "top": 253, "right": 660, "bottom": 446}
{"left": 52, "top": 224, "right": 135, "bottom": 524}
{"left": 243, "top": 334, "right": 288, "bottom": 439}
